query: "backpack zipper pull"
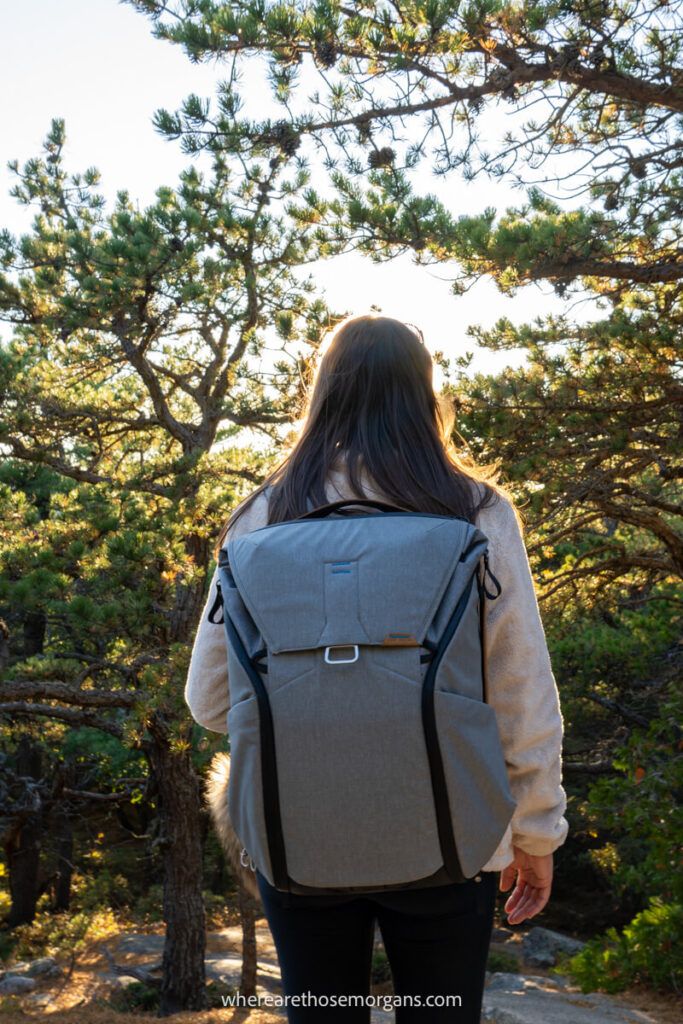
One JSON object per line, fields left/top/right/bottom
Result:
{"left": 481, "top": 553, "right": 502, "bottom": 600}
{"left": 208, "top": 581, "right": 224, "bottom": 624}
{"left": 240, "top": 846, "right": 257, "bottom": 872}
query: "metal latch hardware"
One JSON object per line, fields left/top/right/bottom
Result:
{"left": 324, "top": 645, "right": 359, "bottom": 665}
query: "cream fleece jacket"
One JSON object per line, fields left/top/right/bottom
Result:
{"left": 185, "top": 469, "right": 569, "bottom": 873}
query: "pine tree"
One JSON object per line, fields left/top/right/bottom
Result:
{"left": 127, "top": 0, "right": 683, "bottom": 596}
{"left": 0, "top": 120, "right": 336, "bottom": 1011}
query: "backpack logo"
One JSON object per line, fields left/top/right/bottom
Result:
{"left": 381, "top": 633, "right": 419, "bottom": 646}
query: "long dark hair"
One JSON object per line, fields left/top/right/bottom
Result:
{"left": 215, "top": 314, "right": 512, "bottom": 555}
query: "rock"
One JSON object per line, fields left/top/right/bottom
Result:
{"left": 26, "top": 957, "right": 61, "bottom": 978}
{"left": 0, "top": 958, "right": 60, "bottom": 981}
{"left": 482, "top": 1008, "right": 526, "bottom": 1024}
{"left": 521, "top": 926, "right": 585, "bottom": 967}
{"left": 491, "top": 926, "right": 515, "bottom": 942}
{"left": 0, "top": 961, "right": 30, "bottom": 977}
{"left": 0, "top": 975, "right": 37, "bottom": 995}
{"left": 483, "top": 975, "right": 657, "bottom": 1023}
{"left": 204, "top": 955, "right": 243, "bottom": 987}
{"left": 548, "top": 970, "right": 573, "bottom": 987}
{"left": 524, "top": 973, "right": 574, "bottom": 991}
{"left": 25, "top": 992, "right": 54, "bottom": 1008}
{"left": 205, "top": 952, "right": 282, "bottom": 996}
{"left": 486, "top": 972, "right": 527, "bottom": 992}
{"left": 115, "top": 933, "right": 166, "bottom": 956}
{"left": 105, "top": 973, "right": 148, "bottom": 989}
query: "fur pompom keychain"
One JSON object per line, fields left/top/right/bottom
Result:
{"left": 205, "top": 753, "right": 260, "bottom": 901}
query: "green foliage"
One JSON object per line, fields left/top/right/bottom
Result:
{"left": 564, "top": 899, "right": 683, "bottom": 994}
{"left": 0, "top": 118, "right": 339, "bottom": 745}
{"left": 12, "top": 902, "right": 118, "bottom": 962}
{"left": 371, "top": 947, "right": 392, "bottom": 984}
{"left": 204, "top": 981, "right": 240, "bottom": 1009}
{"left": 0, "top": 118, "right": 338, "bottom": 1013}
{"left": 486, "top": 949, "right": 519, "bottom": 973}
{"left": 127, "top": 6, "right": 683, "bottom": 616}
{"left": 133, "top": 885, "right": 166, "bottom": 925}
{"left": 109, "top": 980, "right": 161, "bottom": 1012}
{"left": 549, "top": 599, "right": 678, "bottom": 692}
{"left": 127, "top": 0, "right": 683, "bottom": 293}
{"left": 545, "top": 594, "right": 682, "bottom": 948}
{"left": 546, "top": 590, "right": 680, "bottom": 747}
{"left": 12, "top": 868, "right": 129, "bottom": 955}
{"left": 581, "top": 683, "right": 683, "bottom": 905}
{"left": 0, "top": 930, "right": 15, "bottom": 965}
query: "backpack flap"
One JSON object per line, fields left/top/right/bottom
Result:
{"left": 226, "top": 514, "right": 488, "bottom": 655}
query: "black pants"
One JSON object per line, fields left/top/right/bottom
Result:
{"left": 256, "top": 870, "right": 497, "bottom": 1022}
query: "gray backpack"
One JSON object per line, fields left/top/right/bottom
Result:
{"left": 208, "top": 498, "right": 516, "bottom": 895}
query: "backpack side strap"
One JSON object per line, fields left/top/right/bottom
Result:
{"left": 478, "top": 552, "right": 502, "bottom": 704}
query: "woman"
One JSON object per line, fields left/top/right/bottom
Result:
{"left": 186, "top": 315, "right": 568, "bottom": 1022}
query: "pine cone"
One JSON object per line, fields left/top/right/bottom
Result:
{"left": 314, "top": 39, "right": 338, "bottom": 69}
{"left": 630, "top": 158, "right": 647, "bottom": 180}
{"left": 271, "top": 121, "right": 301, "bottom": 157}
{"left": 270, "top": 120, "right": 301, "bottom": 156}
{"left": 368, "top": 147, "right": 396, "bottom": 169}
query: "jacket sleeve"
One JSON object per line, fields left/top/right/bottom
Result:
{"left": 483, "top": 497, "right": 569, "bottom": 857}
{"left": 184, "top": 568, "right": 230, "bottom": 734}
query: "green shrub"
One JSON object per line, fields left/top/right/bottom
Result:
{"left": 109, "top": 980, "right": 160, "bottom": 1012}
{"left": 563, "top": 898, "right": 683, "bottom": 994}
{"left": 12, "top": 904, "right": 118, "bottom": 961}
{"left": 581, "top": 684, "right": 683, "bottom": 905}
{"left": 371, "top": 948, "right": 392, "bottom": 984}
{"left": 487, "top": 949, "right": 519, "bottom": 974}
{"left": 0, "top": 931, "right": 16, "bottom": 965}
{"left": 133, "top": 884, "right": 165, "bottom": 924}
{"left": 205, "top": 981, "right": 239, "bottom": 1008}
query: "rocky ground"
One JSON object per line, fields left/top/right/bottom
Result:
{"left": 1, "top": 919, "right": 680, "bottom": 1023}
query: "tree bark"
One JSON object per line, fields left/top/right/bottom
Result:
{"left": 147, "top": 718, "right": 207, "bottom": 1015}
{"left": 53, "top": 811, "right": 74, "bottom": 912}
{"left": 23, "top": 611, "right": 46, "bottom": 657}
{"left": 4, "top": 737, "right": 43, "bottom": 927}
{"left": 238, "top": 880, "right": 259, "bottom": 999}
{"left": 52, "top": 763, "right": 76, "bottom": 912}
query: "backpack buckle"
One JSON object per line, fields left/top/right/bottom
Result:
{"left": 324, "top": 645, "right": 359, "bottom": 665}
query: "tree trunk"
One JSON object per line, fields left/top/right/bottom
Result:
{"left": 53, "top": 814, "right": 73, "bottom": 911}
{"left": 238, "top": 880, "right": 259, "bottom": 999}
{"left": 0, "top": 618, "right": 9, "bottom": 671}
{"left": 23, "top": 610, "right": 46, "bottom": 657}
{"left": 5, "top": 737, "right": 43, "bottom": 927}
{"left": 168, "top": 534, "right": 210, "bottom": 644}
{"left": 52, "top": 770, "right": 75, "bottom": 913}
{"left": 5, "top": 815, "right": 42, "bottom": 927}
{"left": 147, "top": 719, "right": 207, "bottom": 1015}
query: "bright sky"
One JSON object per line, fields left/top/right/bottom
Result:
{"left": 0, "top": 0, "right": 586, "bottom": 385}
